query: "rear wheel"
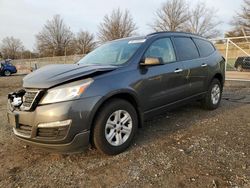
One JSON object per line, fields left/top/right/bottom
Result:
{"left": 201, "top": 78, "right": 222, "bottom": 110}
{"left": 92, "top": 99, "right": 138, "bottom": 155}
{"left": 4, "top": 70, "right": 11, "bottom": 76}
{"left": 237, "top": 65, "right": 243, "bottom": 72}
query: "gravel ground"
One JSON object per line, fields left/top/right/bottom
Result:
{"left": 0, "top": 75, "right": 249, "bottom": 188}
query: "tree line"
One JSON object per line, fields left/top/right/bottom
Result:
{"left": 0, "top": 0, "right": 249, "bottom": 59}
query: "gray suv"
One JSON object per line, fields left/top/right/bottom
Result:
{"left": 7, "top": 32, "right": 225, "bottom": 155}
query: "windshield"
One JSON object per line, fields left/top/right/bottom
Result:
{"left": 78, "top": 38, "right": 145, "bottom": 66}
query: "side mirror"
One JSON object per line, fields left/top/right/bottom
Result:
{"left": 140, "top": 57, "right": 163, "bottom": 66}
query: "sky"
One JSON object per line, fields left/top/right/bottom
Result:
{"left": 0, "top": 0, "right": 243, "bottom": 50}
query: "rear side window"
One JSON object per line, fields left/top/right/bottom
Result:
{"left": 173, "top": 37, "right": 199, "bottom": 61}
{"left": 193, "top": 38, "right": 215, "bottom": 57}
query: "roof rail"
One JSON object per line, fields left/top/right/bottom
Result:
{"left": 147, "top": 31, "right": 171, "bottom": 36}
{"left": 146, "top": 31, "right": 202, "bottom": 38}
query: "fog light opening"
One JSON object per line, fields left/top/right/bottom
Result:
{"left": 37, "top": 119, "right": 72, "bottom": 128}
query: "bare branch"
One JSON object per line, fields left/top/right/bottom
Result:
{"left": 183, "top": 2, "right": 221, "bottom": 38}
{"left": 98, "top": 8, "right": 137, "bottom": 42}
{"left": 36, "top": 15, "right": 74, "bottom": 57}
{"left": 74, "top": 31, "right": 96, "bottom": 54}
{"left": 228, "top": 0, "right": 250, "bottom": 37}
{"left": 0, "top": 36, "right": 24, "bottom": 59}
{"left": 151, "top": 0, "right": 189, "bottom": 32}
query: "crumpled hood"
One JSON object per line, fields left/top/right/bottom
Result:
{"left": 23, "top": 64, "right": 117, "bottom": 88}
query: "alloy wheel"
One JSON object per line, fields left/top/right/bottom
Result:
{"left": 105, "top": 110, "right": 133, "bottom": 146}
{"left": 211, "top": 84, "right": 221, "bottom": 105}
{"left": 4, "top": 70, "right": 11, "bottom": 76}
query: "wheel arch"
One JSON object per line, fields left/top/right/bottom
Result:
{"left": 211, "top": 72, "right": 224, "bottom": 87}
{"left": 88, "top": 90, "right": 143, "bottom": 143}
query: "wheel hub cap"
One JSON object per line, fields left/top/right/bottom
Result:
{"left": 105, "top": 110, "right": 133, "bottom": 146}
{"left": 211, "top": 84, "right": 221, "bottom": 105}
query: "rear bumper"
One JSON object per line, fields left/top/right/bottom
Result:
{"left": 12, "top": 69, "right": 17, "bottom": 73}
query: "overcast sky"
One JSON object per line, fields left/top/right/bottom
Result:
{"left": 0, "top": 0, "right": 243, "bottom": 50}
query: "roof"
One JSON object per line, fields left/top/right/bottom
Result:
{"left": 105, "top": 31, "right": 206, "bottom": 43}
{"left": 146, "top": 31, "right": 204, "bottom": 39}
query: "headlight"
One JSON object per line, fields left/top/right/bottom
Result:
{"left": 40, "top": 79, "right": 93, "bottom": 104}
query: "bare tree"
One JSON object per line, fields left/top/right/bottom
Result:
{"left": 183, "top": 3, "right": 221, "bottom": 38}
{"left": 227, "top": 0, "right": 250, "bottom": 37}
{"left": 98, "top": 8, "right": 137, "bottom": 42}
{"left": 74, "top": 31, "right": 96, "bottom": 54}
{"left": 0, "top": 36, "right": 24, "bottom": 59}
{"left": 36, "top": 15, "right": 74, "bottom": 57}
{"left": 151, "top": 0, "right": 189, "bottom": 32}
{"left": 21, "top": 50, "right": 38, "bottom": 59}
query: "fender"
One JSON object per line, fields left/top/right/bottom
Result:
{"left": 85, "top": 88, "right": 144, "bottom": 131}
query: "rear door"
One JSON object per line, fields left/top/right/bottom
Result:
{"left": 138, "top": 37, "right": 187, "bottom": 112}
{"left": 173, "top": 37, "right": 208, "bottom": 96}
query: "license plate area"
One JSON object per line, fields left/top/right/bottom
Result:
{"left": 7, "top": 112, "right": 19, "bottom": 128}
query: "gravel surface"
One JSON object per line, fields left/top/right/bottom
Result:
{"left": 0, "top": 75, "right": 249, "bottom": 188}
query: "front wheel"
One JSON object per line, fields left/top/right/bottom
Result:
{"left": 237, "top": 65, "right": 243, "bottom": 72}
{"left": 201, "top": 79, "right": 222, "bottom": 110}
{"left": 92, "top": 99, "right": 138, "bottom": 155}
{"left": 4, "top": 70, "right": 11, "bottom": 76}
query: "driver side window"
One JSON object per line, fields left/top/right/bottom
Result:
{"left": 144, "top": 38, "right": 176, "bottom": 63}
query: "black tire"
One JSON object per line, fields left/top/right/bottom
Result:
{"left": 201, "top": 79, "right": 222, "bottom": 110}
{"left": 92, "top": 98, "right": 138, "bottom": 155}
{"left": 4, "top": 70, "right": 11, "bottom": 76}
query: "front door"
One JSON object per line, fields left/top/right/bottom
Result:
{"left": 137, "top": 37, "right": 188, "bottom": 112}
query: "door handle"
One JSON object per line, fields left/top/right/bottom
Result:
{"left": 201, "top": 63, "right": 207, "bottom": 67}
{"left": 174, "top": 68, "right": 183, "bottom": 73}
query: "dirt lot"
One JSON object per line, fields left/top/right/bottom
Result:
{"left": 0, "top": 75, "right": 249, "bottom": 188}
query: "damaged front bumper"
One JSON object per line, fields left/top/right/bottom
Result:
{"left": 7, "top": 95, "right": 102, "bottom": 153}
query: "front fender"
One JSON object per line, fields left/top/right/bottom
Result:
{"left": 85, "top": 88, "right": 143, "bottom": 131}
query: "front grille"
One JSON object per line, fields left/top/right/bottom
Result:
{"left": 16, "top": 124, "right": 32, "bottom": 136}
{"left": 37, "top": 126, "right": 69, "bottom": 140}
{"left": 22, "top": 90, "right": 40, "bottom": 110}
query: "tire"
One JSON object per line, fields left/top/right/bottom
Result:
{"left": 237, "top": 65, "right": 243, "bottom": 72}
{"left": 201, "top": 78, "right": 222, "bottom": 110}
{"left": 92, "top": 98, "right": 138, "bottom": 155}
{"left": 4, "top": 70, "right": 11, "bottom": 76}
